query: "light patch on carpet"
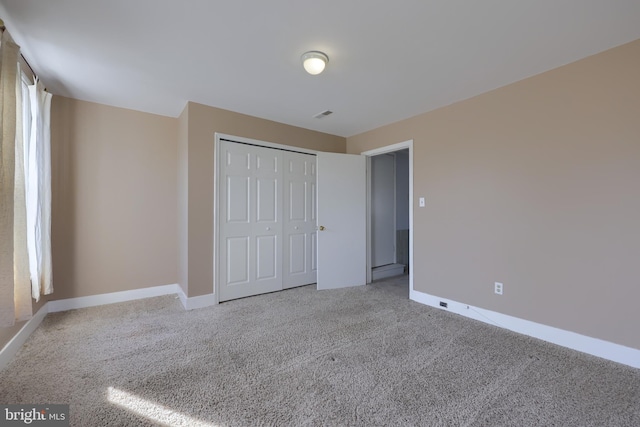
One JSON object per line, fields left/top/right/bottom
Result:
{"left": 107, "top": 387, "right": 218, "bottom": 427}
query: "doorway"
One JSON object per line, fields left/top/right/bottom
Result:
{"left": 370, "top": 150, "right": 410, "bottom": 280}
{"left": 363, "top": 140, "right": 414, "bottom": 295}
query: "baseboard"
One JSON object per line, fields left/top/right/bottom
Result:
{"left": 47, "top": 284, "right": 181, "bottom": 313}
{"left": 410, "top": 289, "right": 640, "bottom": 369}
{"left": 176, "top": 287, "right": 216, "bottom": 310}
{"left": 372, "top": 264, "right": 406, "bottom": 280}
{"left": 0, "top": 303, "right": 49, "bottom": 371}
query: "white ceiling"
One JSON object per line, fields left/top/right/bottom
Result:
{"left": 1, "top": 1, "right": 639, "bottom": 137}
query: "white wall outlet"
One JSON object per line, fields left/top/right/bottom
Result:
{"left": 494, "top": 282, "right": 503, "bottom": 295}
{"left": 419, "top": 197, "right": 425, "bottom": 207}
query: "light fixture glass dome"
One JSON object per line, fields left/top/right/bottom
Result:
{"left": 301, "top": 51, "right": 328, "bottom": 75}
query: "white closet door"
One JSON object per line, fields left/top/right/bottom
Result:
{"left": 219, "top": 141, "right": 283, "bottom": 302}
{"left": 283, "top": 151, "right": 317, "bottom": 289}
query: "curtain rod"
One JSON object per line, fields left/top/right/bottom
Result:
{"left": 0, "top": 19, "right": 39, "bottom": 81}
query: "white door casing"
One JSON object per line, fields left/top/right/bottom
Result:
{"left": 316, "top": 152, "right": 367, "bottom": 290}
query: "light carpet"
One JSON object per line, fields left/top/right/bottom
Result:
{"left": 1, "top": 276, "right": 639, "bottom": 426}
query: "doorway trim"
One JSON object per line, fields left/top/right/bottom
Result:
{"left": 361, "top": 140, "right": 414, "bottom": 295}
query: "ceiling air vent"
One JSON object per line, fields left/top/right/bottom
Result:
{"left": 313, "top": 110, "right": 333, "bottom": 119}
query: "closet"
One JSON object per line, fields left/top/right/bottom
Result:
{"left": 218, "top": 139, "right": 317, "bottom": 302}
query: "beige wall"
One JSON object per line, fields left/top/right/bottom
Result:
{"left": 347, "top": 40, "right": 640, "bottom": 350}
{"left": 50, "top": 97, "right": 179, "bottom": 300}
{"left": 181, "top": 102, "right": 346, "bottom": 297}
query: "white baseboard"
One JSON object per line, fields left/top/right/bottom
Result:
{"left": 0, "top": 303, "right": 49, "bottom": 371}
{"left": 177, "top": 287, "right": 216, "bottom": 310}
{"left": 47, "top": 284, "right": 181, "bottom": 313}
{"left": 410, "top": 289, "right": 640, "bottom": 369}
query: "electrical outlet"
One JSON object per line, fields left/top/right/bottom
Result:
{"left": 494, "top": 282, "right": 503, "bottom": 295}
{"left": 439, "top": 301, "right": 448, "bottom": 308}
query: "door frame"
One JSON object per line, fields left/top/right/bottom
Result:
{"left": 362, "top": 140, "right": 413, "bottom": 294}
{"left": 213, "top": 133, "right": 317, "bottom": 303}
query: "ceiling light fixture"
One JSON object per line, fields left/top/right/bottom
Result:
{"left": 301, "top": 51, "right": 329, "bottom": 75}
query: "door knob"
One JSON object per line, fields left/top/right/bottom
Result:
{"left": 319, "top": 226, "right": 325, "bottom": 231}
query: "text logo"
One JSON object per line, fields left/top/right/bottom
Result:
{"left": 1, "top": 405, "right": 69, "bottom": 426}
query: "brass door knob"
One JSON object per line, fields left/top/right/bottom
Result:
{"left": 319, "top": 226, "right": 325, "bottom": 231}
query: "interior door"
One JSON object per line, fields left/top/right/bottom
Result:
{"left": 283, "top": 151, "right": 317, "bottom": 289}
{"left": 219, "top": 141, "right": 283, "bottom": 302}
{"left": 316, "top": 152, "right": 366, "bottom": 290}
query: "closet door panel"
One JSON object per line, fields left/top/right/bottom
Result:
{"left": 283, "top": 151, "right": 317, "bottom": 289}
{"left": 226, "top": 237, "right": 250, "bottom": 285}
{"left": 288, "top": 233, "right": 306, "bottom": 274}
{"left": 219, "top": 141, "right": 283, "bottom": 301}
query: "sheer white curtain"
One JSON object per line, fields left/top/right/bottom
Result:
{"left": 0, "top": 28, "right": 53, "bottom": 326}
{"left": 0, "top": 31, "right": 32, "bottom": 327}
{"left": 25, "top": 79, "right": 53, "bottom": 301}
